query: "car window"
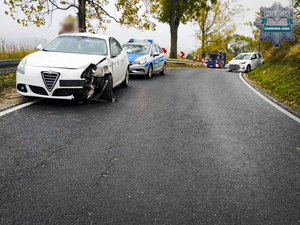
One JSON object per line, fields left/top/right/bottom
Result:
{"left": 115, "top": 39, "right": 123, "bottom": 52}
{"left": 43, "top": 36, "right": 108, "bottom": 56}
{"left": 110, "top": 38, "right": 121, "bottom": 58}
{"left": 155, "top": 46, "right": 161, "bottom": 54}
{"left": 251, "top": 54, "right": 258, "bottom": 59}
{"left": 235, "top": 54, "right": 251, "bottom": 60}
{"left": 258, "top": 53, "right": 262, "bottom": 58}
{"left": 206, "top": 54, "right": 219, "bottom": 60}
{"left": 157, "top": 46, "right": 164, "bottom": 54}
{"left": 150, "top": 46, "right": 155, "bottom": 56}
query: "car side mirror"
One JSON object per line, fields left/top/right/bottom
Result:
{"left": 37, "top": 44, "right": 43, "bottom": 50}
{"left": 153, "top": 52, "right": 160, "bottom": 57}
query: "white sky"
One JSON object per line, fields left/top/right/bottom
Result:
{"left": 0, "top": 0, "right": 290, "bottom": 54}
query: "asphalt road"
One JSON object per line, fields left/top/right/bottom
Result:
{"left": 1, "top": 68, "right": 300, "bottom": 225}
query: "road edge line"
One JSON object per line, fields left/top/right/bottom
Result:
{"left": 0, "top": 99, "right": 40, "bottom": 117}
{"left": 239, "top": 72, "right": 300, "bottom": 124}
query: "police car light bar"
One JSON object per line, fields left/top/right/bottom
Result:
{"left": 128, "top": 39, "right": 153, "bottom": 43}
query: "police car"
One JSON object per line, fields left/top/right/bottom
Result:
{"left": 122, "top": 39, "right": 167, "bottom": 79}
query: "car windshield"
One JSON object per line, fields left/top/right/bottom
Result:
{"left": 43, "top": 36, "right": 108, "bottom": 55}
{"left": 206, "top": 54, "right": 219, "bottom": 60}
{"left": 235, "top": 54, "right": 251, "bottom": 60}
{"left": 123, "top": 44, "right": 150, "bottom": 54}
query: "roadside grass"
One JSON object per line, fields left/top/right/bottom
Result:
{"left": 0, "top": 73, "right": 16, "bottom": 94}
{"left": 167, "top": 62, "right": 206, "bottom": 68}
{"left": 247, "top": 61, "right": 300, "bottom": 112}
{"left": 0, "top": 39, "right": 36, "bottom": 60}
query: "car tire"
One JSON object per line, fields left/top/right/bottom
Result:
{"left": 147, "top": 64, "right": 153, "bottom": 79}
{"left": 160, "top": 63, "right": 166, "bottom": 75}
{"left": 245, "top": 65, "right": 251, "bottom": 73}
{"left": 101, "top": 74, "right": 113, "bottom": 102}
{"left": 120, "top": 67, "right": 129, "bottom": 88}
{"left": 228, "top": 70, "right": 232, "bottom": 72}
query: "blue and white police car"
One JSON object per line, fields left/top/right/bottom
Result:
{"left": 122, "top": 39, "right": 167, "bottom": 79}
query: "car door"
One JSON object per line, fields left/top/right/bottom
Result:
{"left": 153, "top": 45, "right": 164, "bottom": 72}
{"left": 250, "top": 54, "right": 259, "bottom": 69}
{"left": 149, "top": 45, "right": 156, "bottom": 70}
{"left": 258, "top": 53, "right": 264, "bottom": 66}
{"left": 114, "top": 38, "right": 128, "bottom": 79}
{"left": 109, "top": 38, "right": 123, "bottom": 86}
{"left": 156, "top": 46, "right": 165, "bottom": 71}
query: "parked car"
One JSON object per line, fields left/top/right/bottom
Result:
{"left": 16, "top": 33, "right": 129, "bottom": 103}
{"left": 228, "top": 52, "right": 264, "bottom": 73}
{"left": 122, "top": 39, "right": 167, "bottom": 79}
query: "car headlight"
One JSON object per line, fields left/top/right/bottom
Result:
{"left": 240, "top": 62, "right": 246, "bottom": 64}
{"left": 135, "top": 58, "right": 147, "bottom": 65}
{"left": 17, "top": 58, "right": 27, "bottom": 74}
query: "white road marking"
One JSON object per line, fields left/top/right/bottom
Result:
{"left": 239, "top": 73, "right": 300, "bottom": 124}
{"left": 0, "top": 99, "right": 40, "bottom": 118}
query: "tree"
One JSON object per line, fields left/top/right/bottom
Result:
{"left": 4, "top": 0, "right": 159, "bottom": 32}
{"left": 244, "top": 12, "right": 275, "bottom": 58}
{"left": 156, "top": 0, "right": 217, "bottom": 59}
{"left": 228, "top": 34, "right": 254, "bottom": 56}
{"left": 195, "top": 0, "right": 245, "bottom": 58}
{"left": 290, "top": 0, "right": 300, "bottom": 11}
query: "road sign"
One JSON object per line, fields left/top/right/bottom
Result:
{"left": 194, "top": 55, "right": 199, "bottom": 61}
{"left": 180, "top": 51, "right": 185, "bottom": 58}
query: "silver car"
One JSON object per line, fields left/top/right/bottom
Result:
{"left": 122, "top": 39, "right": 167, "bottom": 79}
{"left": 228, "top": 52, "right": 265, "bottom": 73}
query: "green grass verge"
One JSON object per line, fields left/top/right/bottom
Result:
{"left": 167, "top": 62, "right": 206, "bottom": 68}
{"left": 247, "top": 61, "right": 300, "bottom": 112}
{"left": 0, "top": 73, "right": 16, "bottom": 94}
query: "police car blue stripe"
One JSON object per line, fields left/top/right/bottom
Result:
{"left": 153, "top": 56, "right": 166, "bottom": 65}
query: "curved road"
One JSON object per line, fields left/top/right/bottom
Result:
{"left": 1, "top": 68, "right": 300, "bottom": 224}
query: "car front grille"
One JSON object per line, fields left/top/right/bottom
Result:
{"left": 229, "top": 64, "right": 240, "bottom": 70}
{"left": 41, "top": 71, "right": 60, "bottom": 92}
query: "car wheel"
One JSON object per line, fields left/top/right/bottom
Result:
{"left": 120, "top": 67, "right": 129, "bottom": 88}
{"left": 245, "top": 65, "right": 251, "bottom": 73}
{"left": 147, "top": 64, "right": 153, "bottom": 79}
{"left": 101, "top": 74, "right": 113, "bottom": 102}
{"left": 160, "top": 63, "right": 166, "bottom": 75}
{"left": 228, "top": 70, "right": 232, "bottom": 72}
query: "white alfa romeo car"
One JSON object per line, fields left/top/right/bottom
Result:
{"left": 228, "top": 52, "right": 264, "bottom": 73}
{"left": 16, "top": 33, "right": 129, "bottom": 103}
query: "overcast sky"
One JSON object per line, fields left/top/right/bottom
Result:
{"left": 0, "top": 0, "right": 290, "bottom": 53}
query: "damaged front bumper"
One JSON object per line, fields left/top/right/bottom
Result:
{"left": 17, "top": 65, "right": 87, "bottom": 100}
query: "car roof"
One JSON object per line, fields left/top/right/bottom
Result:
{"left": 124, "top": 42, "right": 161, "bottom": 46}
{"left": 60, "top": 33, "right": 110, "bottom": 41}
{"left": 238, "top": 52, "right": 260, "bottom": 54}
